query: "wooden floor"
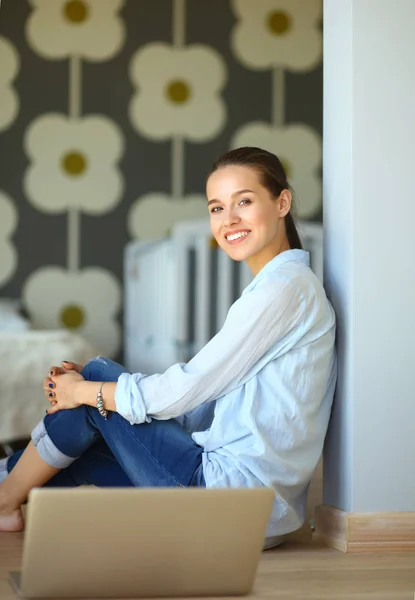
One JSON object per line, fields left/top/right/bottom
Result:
{"left": 1, "top": 456, "right": 414, "bottom": 598}
{"left": 1, "top": 533, "right": 415, "bottom": 599}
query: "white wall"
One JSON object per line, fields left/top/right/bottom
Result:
{"left": 323, "top": 0, "right": 415, "bottom": 512}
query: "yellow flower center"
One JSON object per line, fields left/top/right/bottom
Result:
{"left": 267, "top": 10, "right": 292, "bottom": 36}
{"left": 60, "top": 304, "right": 85, "bottom": 329}
{"left": 62, "top": 151, "right": 87, "bottom": 177}
{"left": 63, "top": 0, "right": 89, "bottom": 24}
{"left": 166, "top": 80, "right": 191, "bottom": 104}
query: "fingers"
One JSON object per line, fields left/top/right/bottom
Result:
{"left": 46, "top": 388, "right": 56, "bottom": 404}
{"left": 43, "top": 376, "right": 57, "bottom": 408}
{"left": 43, "top": 372, "right": 58, "bottom": 415}
{"left": 48, "top": 365, "right": 65, "bottom": 377}
{"left": 46, "top": 387, "right": 56, "bottom": 407}
{"left": 48, "top": 362, "right": 84, "bottom": 378}
{"left": 46, "top": 403, "right": 60, "bottom": 416}
{"left": 62, "top": 361, "right": 83, "bottom": 374}
{"left": 43, "top": 376, "right": 55, "bottom": 391}
{"left": 45, "top": 360, "right": 83, "bottom": 416}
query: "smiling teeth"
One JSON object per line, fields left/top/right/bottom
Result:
{"left": 227, "top": 231, "right": 249, "bottom": 241}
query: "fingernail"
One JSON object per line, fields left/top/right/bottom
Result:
{"left": 48, "top": 392, "right": 53, "bottom": 397}
{"left": 49, "top": 371, "right": 53, "bottom": 375}
{"left": 62, "top": 361, "right": 69, "bottom": 364}
{"left": 49, "top": 383, "right": 54, "bottom": 389}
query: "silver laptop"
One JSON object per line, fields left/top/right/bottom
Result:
{"left": 9, "top": 486, "right": 274, "bottom": 598}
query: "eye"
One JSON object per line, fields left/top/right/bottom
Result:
{"left": 210, "top": 206, "right": 222, "bottom": 214}
{"left": 239, "top": 198, "right": 251, "bottom": 206}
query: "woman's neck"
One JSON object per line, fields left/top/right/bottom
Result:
{"left": 247, "top": 237, "right": 291, "bottom": 276}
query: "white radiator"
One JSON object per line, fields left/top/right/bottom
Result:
{"left": 124, "top": 219, "right": 323, "bottom": 374}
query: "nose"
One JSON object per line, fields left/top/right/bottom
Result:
{"left": 223, "top": 205, "right": 241, "bottom": 228}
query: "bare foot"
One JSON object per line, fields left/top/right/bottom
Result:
{"left": 0, "top": 488, "right": 24, "bottom": 532}
{"left": 0, "top": 507, "right": 24, "bottom": 532}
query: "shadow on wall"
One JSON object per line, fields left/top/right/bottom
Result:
{"left": 286, "top": 457, "right": 322, "bottom": 543}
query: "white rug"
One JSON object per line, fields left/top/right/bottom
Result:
{"left": 0, "top": 330, "right": 96, "bottom": 444}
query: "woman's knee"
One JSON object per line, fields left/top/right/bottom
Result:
{"left": 82, "top": 356, "right": 107, "bottom": 381}
{"left": 81, "top": 356, "right": 129, "bottom": 383}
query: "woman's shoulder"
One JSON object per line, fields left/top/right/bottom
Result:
{"left": 249, "top": 258, "right": 334, "bottom": 321}
{"left": 249, "top": 255, "right": 320, "bottom": 298}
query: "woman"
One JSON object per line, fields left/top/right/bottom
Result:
{"left": 0, "top": 147, "right": 336, "bottom": 549}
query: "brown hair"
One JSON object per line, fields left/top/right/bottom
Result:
{"left": 208, "top": 146, "right": 302, "bottom": 250}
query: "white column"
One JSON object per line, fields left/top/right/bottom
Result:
{"left": 323, "top": 0, "right": 415, "bottom": 513}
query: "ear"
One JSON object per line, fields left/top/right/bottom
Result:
{"left": 278, "top": 189, "right": 292, "bottom": 216}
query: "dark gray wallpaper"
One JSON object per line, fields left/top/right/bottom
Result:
{"left": 0, "top": 0, "right": 323, "bottom": 357}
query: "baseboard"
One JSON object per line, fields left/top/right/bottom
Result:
{"left": 313, "top": 504, "right": 415, "bottom": 553}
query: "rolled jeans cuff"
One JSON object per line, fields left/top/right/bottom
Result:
{"left": 0, "top": 457, "right": 8, "bottom": 484}
{"left": 31, "top": 419, "right": 76, "bottom": 469}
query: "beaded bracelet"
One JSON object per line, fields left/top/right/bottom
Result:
{"left": 96, "top": 382, "right": 108, "bottom": 419}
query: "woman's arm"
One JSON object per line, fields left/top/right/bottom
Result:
{"left": 77, "top": 381, "right": 118, "bottom": 411}
{"left": 48, "top": 277, "right": 305, "bottom": 420}
{"left": 115, "top": 278, "right": 305, "bottom": 424}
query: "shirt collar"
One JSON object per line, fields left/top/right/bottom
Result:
{"left": 247, "top": 249, "right": 310, "bottom": 287}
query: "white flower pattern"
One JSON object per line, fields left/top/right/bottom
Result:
{"left": 24, "top": 114, "right": 124, "bottom": 215}
{"left": 0, "top": 191, "right": 18, "bottom": 287}
{"left": 26, "top": 0, "right": 125, "bottom": 61}
{"left": 231, "top": 0, "right": 322, "bottom": 72}
{"left": 128, "top": 193, "right": 208, "bottom": 240}
{"left": 23, "top": 267, "right": 121, "bottom": 358}
{"left": 231, "top": 122, "right": 322, "bottom": 219}
{"left": 0, "top": 36, "right": 19, "bottom": 132}
{"left": 129, "top": 42, "right": 227, "bottom": 141}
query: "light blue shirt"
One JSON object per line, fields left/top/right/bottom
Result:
{"left": 116, "top": 249, "right": 337, "bottom": 545}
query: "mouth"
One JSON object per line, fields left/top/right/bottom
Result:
{"left": 224, "top": 230, "right": 251, "bottom": 245}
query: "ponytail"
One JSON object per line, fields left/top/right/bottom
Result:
{"left": 285, "top": 212, "right": 302, "bottom": 250}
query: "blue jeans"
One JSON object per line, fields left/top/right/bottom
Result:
{"left": 6, "top": 358, "right": 205, "bottom": 489}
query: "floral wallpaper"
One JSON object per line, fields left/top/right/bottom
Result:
{"left": 0, "top": 0, "right": 323, "bottom": 359}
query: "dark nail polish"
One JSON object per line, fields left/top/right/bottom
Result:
{"left": 48, "top": 392, "right": 53, "bottom": 397}
{"left": 49, "top": 371, "right": 53, "bottom": 375}
{"left": 62, "top": 361, "right": 69, "bottom": 364}
{"left": 49, "top": 383, "right": 54, "bottom": 388}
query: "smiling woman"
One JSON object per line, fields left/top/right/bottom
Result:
{"left": 0, "top": 146, "right": 336, "bottom": 552}
{"left": 207, "top": 146, "right": 302, "bottom": 275}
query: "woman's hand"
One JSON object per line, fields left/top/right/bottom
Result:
{"left": 43, "top": 370, "right": 85, "bottom": 414}
{"left": 48, "top": 361, "right": 84, "bottom": 377}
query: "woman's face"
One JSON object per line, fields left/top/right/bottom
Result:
{"left": 206, "top": 165, "right": 291, "bottom": 275}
